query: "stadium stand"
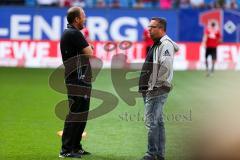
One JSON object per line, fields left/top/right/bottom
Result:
{"left": 0, "top": 0, "right": 239, "bottom": 9}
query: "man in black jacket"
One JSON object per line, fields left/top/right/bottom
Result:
{"left": 59, "top": 6, "right": 93, "bottom": 158}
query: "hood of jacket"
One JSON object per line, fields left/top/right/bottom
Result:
{"left": 160, "top": 35, "right": 179, "bottom": 53}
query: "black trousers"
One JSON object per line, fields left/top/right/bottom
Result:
{"left": 61, "top": 82, "right": 91, "bottom": 153}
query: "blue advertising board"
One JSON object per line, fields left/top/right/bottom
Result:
{"left": 1, "top": 7, "right": 240, "bottom": 42}
{"left": 0, "top": 7, "right": 178, "bottom": 41}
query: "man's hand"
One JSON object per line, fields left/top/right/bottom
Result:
{"left": 82, "top": 46, "right": 93, "bottom": 56}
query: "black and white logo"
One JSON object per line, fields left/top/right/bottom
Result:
{"left": 163, "top": 49, "right": 170, "bottom": 56}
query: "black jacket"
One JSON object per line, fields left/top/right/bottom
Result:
{"left": 60, "top": 24, "right": 92, "bottom": 85}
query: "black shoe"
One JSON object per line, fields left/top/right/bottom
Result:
{"left": 154, "top": 155, "right": 164, "bottom": 160}
{"left": 77, "top": 149, "right": 91, "bottom": 155}
{"left": 59, "top": 152, "right": 82, "bottom": 158}
{"left": 140, "top": 155, "right": 164, "bottom": 160}
{"left": 140, "top": 155, "right": 155, "bottom": 160}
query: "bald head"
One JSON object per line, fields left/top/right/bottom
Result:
{"left": 67, "top": 7, "right": 83, "bottom": 24}
{"left": 66, "top": 7, "right": 86, "bottom": 30}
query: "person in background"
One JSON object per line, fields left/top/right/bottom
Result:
{"left": 134, "top": 0, "right": 145, "bottom": 8}
{"left": 81, "top": 27, "right": 90, "bottom": 42}
{"left": 143, "top": 0, "right": 159, "bottom": 8}
{"left": 0, "top": 0, "right": 24, "bottom": 5}
{"left": 190, "top": 0, "right": 205, "bottom": 8}
{"left": 37, "top": 0, "right": 59, "bottom": 6}
{"left": 225, "top": 0, "right": 238, "bottom": 9}
{"left": 202, "top": 21, "right": 221, "bottom": 76}
{"left": 143, "top": 28, "right": 154, "bottom": 56}
{"left": 160, "top": 0, "right": 172, "bottom": 9}
{"left": 96, "top": 0, "right": 106, "bottom": 8}
{"left": 111, "top": 0, "right": 121, "bottom": 7}
{"left": 178, "top": 0, "right": 191, "bottom": 8}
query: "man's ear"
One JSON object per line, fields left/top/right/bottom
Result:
{"left": 74, "top": 17, "right": 79, "bottom": 23}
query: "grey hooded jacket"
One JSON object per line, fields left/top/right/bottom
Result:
{"left": 139, "top": 35, "right": 179, "bottom": 96}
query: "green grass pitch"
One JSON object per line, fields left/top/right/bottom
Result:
{"left": 0, "top": 67, "right": 239, "bottom": 160}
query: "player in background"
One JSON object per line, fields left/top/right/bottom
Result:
{"left": 202, "top": 21, "right": 221, "bottom": 76}
{"left": 81, "top": 27, "right": 90, "bottom": 42}
{"left": 143, "top": 28, "right": 154, "bottom": 56}
{"left": 81, "top": 25, "right": 95, "bottom": 50}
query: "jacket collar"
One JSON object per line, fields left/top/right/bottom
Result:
{"left": 159, "top": 35, "right": 169, "bottom": 43}
{"left": 153, "top": 35, "right": 168, "bottom": 45}
{"left": 67, "top": 24, "right": 77, "bottom": 30}
{"left": 153, "top": 38, "right": 161, "bottom": 45}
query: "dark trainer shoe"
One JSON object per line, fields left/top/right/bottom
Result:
{"left": 59, "top": 152, "right": 82, "bottom": 158}
{"left": 77, "top": 148, "right": 91, "bottom": 155}
{"left": 140, "top": 155, "right": 155, "bottom": 160}
{"left": 155, "top": 155, "right": 165, "bottom": 160}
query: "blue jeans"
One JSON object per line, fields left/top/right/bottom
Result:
{"left": 143, "top": 93, "right": 168, "bottom": 158}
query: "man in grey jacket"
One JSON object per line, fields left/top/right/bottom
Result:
{"left": 139, "top": 17, "right": 179, "bottom": 160}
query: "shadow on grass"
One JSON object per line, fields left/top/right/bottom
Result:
{"left": 83, "top": 154, "right": 139, "bottom": 160}
{"left": 2, "top": 154, "right": 139, "bottom": 160}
